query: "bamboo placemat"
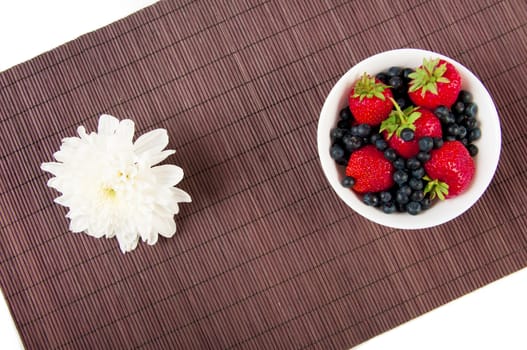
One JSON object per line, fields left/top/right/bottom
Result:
{"left": 1, "top": 1, "right": 526, "bottom": 349}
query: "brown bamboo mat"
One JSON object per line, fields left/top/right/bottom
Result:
{"left": 1, "top": 0, "right": 526, "bottom": 349}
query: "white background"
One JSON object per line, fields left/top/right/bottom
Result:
{"left": 0, "top": 0, "right": 157, "bottom": 72}
{"left": 0, "top": 1, "right": 526, "bottom": 349}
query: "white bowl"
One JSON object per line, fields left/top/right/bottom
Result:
{"left": 317, "top": 48, "right": 501, "bottom": 229}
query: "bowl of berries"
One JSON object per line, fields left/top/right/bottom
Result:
{"left": 318, "top": 48, "right": 501, "bottom": 229}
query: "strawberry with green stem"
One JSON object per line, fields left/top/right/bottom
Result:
{"left": 408, "top": 58, "right": 462, "bottom": 109}
{"left": 349, "top": 73, "right": 393, "bottom": 126}
{"left": 424, "top": 141, "right": 475, "bottom": 199}
{"left": 380, "top": 98, "right": 442, "bottom": 158}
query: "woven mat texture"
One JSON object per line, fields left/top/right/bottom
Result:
{"left": 1, "top": 1, "right": 526, "bottom": 349}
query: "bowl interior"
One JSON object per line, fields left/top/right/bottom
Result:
{"left": 317, "top": 48, "right": 501, "bottom": 229}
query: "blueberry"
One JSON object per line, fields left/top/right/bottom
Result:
{"left": 418, "top": 137, "right": 434, "bottom": 152}
{"left": 393, "top": 157, "right": 406, "bottom": 170}
{"left": 433, "top": 137, "right": 444, "bottom": 149}
{"left": 384, "top": 148, "right": 397, "bottom": 162}
{"left": 395, "top": 191, "right": 410, "bottom": 204}
{"left": 457, "top": 125, "right": 467, "bottom": 139}
{"left": 406, "top": 201, "right": 422, "bottom": 215}
{"left": 340, "top": 107, "right": 353, "bottom": 121}
{"left": 452, "top": 101, "right": 465, "bottom": 115}
{"left": 395, "top": 97, "right": 408, "bottom": 109}
{"left": 331, "top": 128, "right": 345, "bottom": 141}
{"left": 393, "top": 170, "right": 409, "bottom": 184}
{"left": 382, "top": 201, "right": 397, "bottom": 214}
{"left": 380, "top": 191, "right": 392, "bottom": 203}
{"left": 341, "top": 176, "right": 355, "bottom": 188}
{"left": 344, "top": 135, "right": 363, "bottom": 151}
{"left": 402, "top": 68, "right": 414, "bottom": 82}
{"left": 465, "top": 117, "right": 478, "bottom": 130}
{"left": 411, "top": 190, "right": 425, "bottom": 202}
{"left": 416, "top": 151, "right": 431, "bottom": 163}
{"left": 357, "top": 124, "right": 372, "bottom": 137}
{"left": 445, "top": 135, "right": 456, "bottom": 141}
{"left": 335, "top": 157, "right": 348, "bottom": 166}
{"left": 460, "top": 138, "right": 469, "bottom": 146}
{"left": 446, "top": 123, "right": 460, "bottom": 136}
{"left": 467, "top": 144, "right": 479, "bottom": 156}
{"left": 350, "top": 125, "right": 360, "bottom": 136}
{"left": 409, "top": 177, "right": 424, "bottom": 191}
{"left": 375, "top": 72, "right": 390, "bottom": 84}
{"left": 363, "top": 193, "right": 380, "bottom": 207}
{"left": 341, "top": 133, "right": 350, "bottom": 147}
{"left": 406, "top": 157, "right": 421, "bottom": 170}
{"left": 411, "top": 167, "right": 425, "bottom": 179}
{"left": 421, "top": 196, "right": 432, "bottom": 210}
{"left": 387, "top": 66, "right": 403, "bottom": 77}
{"left": 464, "top": 103, "right": 478, "bottom": 118}
{"left": 434, "top": 106, "right": 449, "bottom": 121}
{"left": 396, "top": 202, "right": 407, "bottom": 212}
{"left": 330, "top": 144, "right": 345, "bottom": 159}
{"left": 401, "top": 128, "right": 415, "bottom": 141}
{"left": 337, "top": 119, "right": 349, "bottom": 129}
{"left": 458, "top": 90, "right": 473, "bottom": 103}
{"left": 398, "top": 185, "right": 412, "bottom": 196}
{"left": 455, "top": 114, "right": 467, "bottom": 125}
{"left": 370, "top": 133, "right": 382, "bottom": 144}
{"left": 468, "top": 127, "right": 481, "bottom": 141}
{"left": 375, "top": 139, "right": 388, "bottom": 151}
{"left": 389, "top": 76, "right": 404, "bottom": 93}
{"left": 446, "top": 112, "right": 456, "bottom": 124}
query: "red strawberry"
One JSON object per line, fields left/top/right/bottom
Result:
{"left": 346, "top": 145, "right": 394, "bottom": 193}
{"left": 408, "top": 58, "right": 461, "bottom": 109}
{"left": 424, "top": 141, "right": 475, "bottom": 199}
{"left": 380, "top": 99, "right": 442, "bottom": 158}
{"left": 349, "top": 73, "right": 393, "bottom": 126}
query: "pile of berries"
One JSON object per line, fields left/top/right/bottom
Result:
{"left": 330, "top": 58, "right": 479, "bottom": 215}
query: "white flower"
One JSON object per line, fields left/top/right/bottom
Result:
{"left": 41, "top": 114, "right": 191, "bottom": 253}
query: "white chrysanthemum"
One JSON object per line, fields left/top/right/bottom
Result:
{"left": 41, "top": 114, "right": 191, "bottom": 253}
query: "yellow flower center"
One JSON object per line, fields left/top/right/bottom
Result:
{"left": 102, "top": 187, "right": 117, "bottom": 200}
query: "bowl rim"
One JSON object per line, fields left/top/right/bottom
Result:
{"left": 317, "top": 48, "right": 502, "bottom": 229}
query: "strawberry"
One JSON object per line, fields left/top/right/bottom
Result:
{"left": 408, "top": 58, "right": 461, "bottom": 109}
{"left": 380, "top": 99, "right": 442, "bottom": 158}
{"left": 349, "top": 73, "right": 393, "bottom": 126}
{"left": 346, "top": 145, "right": 394, "bottom": 193}
{"left": 424, "top": 141, "right": 475, "bottom": 199}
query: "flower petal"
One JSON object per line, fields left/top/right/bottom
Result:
{"left": 171, "top": 187, "right": 192, "bottom": 203}
{"left": 152, "top": 165, "right": 183, "bottom": 186}
{"left": 60, "top": 136, "right": 82, "bottom": 147}
{"left": 77, "top": 126, "right": 87, "bottom": 138}
{"left": 85, "top": 228, "right": 105, "bottom": 238}
{"left": 117, "top": 233, "right": 139, "bottom": 253}
{"left": 140, "top": 149, "right": 175, "bottom": 167}
{"left": 115, "top": 119, "right": 135, "bottom": 143}
{"left": 69, "top": 216, "right": 88, "bottom": 233}
{"left": 171, "top": 203, "right": 180, "bottom": 215}
{"left": 98, "top": 114, "right": 120, "bottom": 135}
{"left": 47, "top": 177, "right": 62, "bottom": 190}
{"left": 134, "top": 129, "right": 168, "bottom": 155}
{"left": 153, "top": 203, "right": 173, "bottom": 217}
{"left": 156, "top": 216, "right": 176, "bottom": 238}
{"left": 41, "top": 162, "right": 62, "bottom": 176}
{"left": 54, "top": 195, "right": 69, "bottom": 206}
{"left": 141, "top": 230, "right": 158, "bottom": 245}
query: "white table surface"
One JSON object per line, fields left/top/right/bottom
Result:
{"left": 0, "top": 1, "right": 525, "bottom": 349}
